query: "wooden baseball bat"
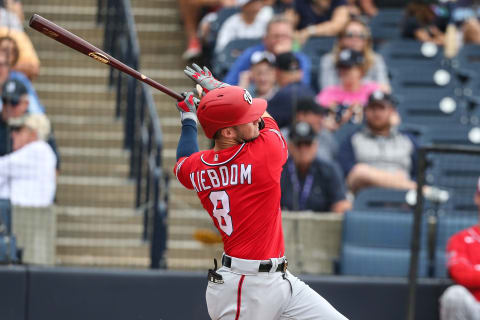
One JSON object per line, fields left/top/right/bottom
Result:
{"left": 29, "top": 14, "right": 183, "bottom": 101}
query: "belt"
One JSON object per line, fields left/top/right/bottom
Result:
{"left": 222, "top": 255, "right": 288, "bottom": 273}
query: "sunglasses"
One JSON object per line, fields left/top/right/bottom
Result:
{"left": 2, "top": 97, "right": 20, "bottom": 106}
{"left": 343, "top": 32, "right": 369, "bottom": 40}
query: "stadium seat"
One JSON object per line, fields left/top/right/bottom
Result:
{"left": 433, "top": 214, "right": 477, "bottom": 278}
{"left": 396, "top": 95, "right": 465, "bottom": 126}
{"left": 379, "top": 39, "right": 445, "bottom": 71}
{"left": 204, "top": 7, "right": 240, "bottom": 60}
{"left": 457, "top": 44, "right": 480, "bottom": 70}
{"left": 301, "top": 36, "right": 336, "bottom": 92}
{"left": 353, "top": 188, "right": 413, "bottom": 212}
{"left": 426, "top": 153, "right": 480, "bottom": 193}
{"left": 211, "top": 38, "right": 262, "bottom": 79}
{"left": 333, "top": 122, "right": 362, "bottom": 145}
{"left": 0, "top": 199, "right": 11, "bottom": 235}
{"left": 0, "top": 235, "right": 18, "bottom": 264}
{"left": 339, "top": 210, "right": 429, "bottom": 277}
{"left": 369, "top": 9, "right": 404, "bottom": 46}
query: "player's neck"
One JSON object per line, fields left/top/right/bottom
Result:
{"left": 213, "top": 138, "right": 241, "bottom": 151}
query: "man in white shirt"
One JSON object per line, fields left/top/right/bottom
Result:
{"left": 0, "top": 110, "right": 56, "bottom": 207}
{"left": 214, "top": 0, "right": 273, "bottom": 53}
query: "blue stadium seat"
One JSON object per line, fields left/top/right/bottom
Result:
{"left": 369, "top": 9, "right": 404, "bottom": 46}
{"left": 0, "top": 199, "right": 11, "bottom": 235}
{"left": 301, "top": 36, "right": 336, "bottom": 92}
{"left": 212, "top": 38, "right": 262, "bottom": 79}
{"left": 433, "top": 214, "right": 477, "bottom": 278}
{"left": 339, "top": 210, "right": 429, "bottom": 277}
{"left": 379, "top": 39, "right": 445, "bottom": 71}
{"left": 353, "top": 188, "right": 413, "bottom": 212}
{"left": 457, "top": 44, "right": 480, "bottom": 70}
{"left": 204, "top": 7, "right": 240, "bottom": 58}
{"left": 422, "top": 125, "right": 480, "bottom": 146}
{"left": 397, "top": 95, "right": 465, "bottom": 126}
{"left": 333, "top": 122, "right": 361, "bottom": 145}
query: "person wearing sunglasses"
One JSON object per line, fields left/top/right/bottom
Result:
{"left": 280, "top": 121, "right": 351, "bottom": 213}
{"left": 319, "top": 17, "right": 390, "bottom": 92}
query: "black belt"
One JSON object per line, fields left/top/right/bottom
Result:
{"left": 222, "top": 255, "right": 288, "bottom": 273}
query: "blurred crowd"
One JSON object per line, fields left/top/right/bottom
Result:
{"left": 0, "top": 0, "right": 58, "bottom": 208}
{"left": 178, "top": 0, "right": 480, "bottom": 214}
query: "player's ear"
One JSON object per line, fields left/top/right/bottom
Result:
{"left": 221, "top": 127, "right": 236, "bottom": 139}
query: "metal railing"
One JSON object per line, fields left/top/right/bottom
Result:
{"left": 97, "top": 0, "right": 168, "bottom": 269}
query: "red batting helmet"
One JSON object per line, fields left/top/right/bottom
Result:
{"left": 197, "top": 86, "right": 267, "bottom": 139}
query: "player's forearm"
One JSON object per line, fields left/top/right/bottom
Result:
{"left": 176, "top": 119, "right": 199, "bottom": 160}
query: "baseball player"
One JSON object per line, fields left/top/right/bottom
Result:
{"left": 174, "top": 64, "right": 348, "bottom": 320}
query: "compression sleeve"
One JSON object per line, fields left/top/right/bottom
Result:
{"left": 176, "top": 119, "right": 199, "bottom": 160}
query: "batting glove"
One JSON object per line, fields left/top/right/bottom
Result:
{"left": 184, "top": 63, "right": 229, "bottom": 95}
{"left": 177, "top": 92, "right": 199, "bottom": 123}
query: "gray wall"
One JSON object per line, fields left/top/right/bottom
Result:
{"left": 0, "top": 266, "right": 450, "bottom": 320}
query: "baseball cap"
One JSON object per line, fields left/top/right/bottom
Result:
{"left": 1, "top": 78, "right": 27, "bottom": 105}
{"left": 289, "top": 121, "right": 316, "bottom": 144}
{"left": 336, "top": 49, "right": 364, "bottom": 68}
{"left": 295, "top": 97, "right": 327, "bottom": 115}
{"left": 8, "top": 113, "right": 51, "bottom": 141}
{"left": 275, "top": 52, "right": 301, "bottom": 71}
{"left": 197, "top": 86, "right": 267, "bottom": 139}
{"left": 250, "top": 51, "right": 275, "bottom": 66}
{"left": 366, "top": 90, "right": 397, "bottom": 107}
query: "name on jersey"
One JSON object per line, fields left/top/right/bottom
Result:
{"left": 190, "top": 164, "right": 252, "bottom": 192}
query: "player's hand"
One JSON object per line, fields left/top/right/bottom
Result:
{"left": 177, "top": 91, "right": 199, "bottom": 123}
{"left": 184, "top": 63, "right": 229, "bottom": 95}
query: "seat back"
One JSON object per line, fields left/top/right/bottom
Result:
{"left": 302, "top": 36, "right": 335, "bottom": 92}
{"left": 339, "top": 210, "right": 429, "bottom": 277}
{"left": 212, "top": 38, "right": 262, "bottom": 79}
{"left": 353, "top": 188, "right": 413, "bottom": 213}
{"left": 433, "top": 214, "right": 477, "bottom": 277}
{"left": 369, "top": 9, "right": 404, "bottom": 46}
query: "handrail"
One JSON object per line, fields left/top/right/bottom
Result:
{"left": 98, "top": 0, "right": 168, "bottom": 269}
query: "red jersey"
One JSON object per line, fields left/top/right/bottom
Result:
{"left": 174, "top": 117, "right": 288, "bottom": 260}
{"left": 446, "top": 225, "right": 480, "bottom": 301}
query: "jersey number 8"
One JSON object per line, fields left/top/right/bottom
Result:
{"left": 209, "top": 191, "right": 233, "bottom": 236}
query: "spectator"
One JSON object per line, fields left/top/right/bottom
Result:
{"left": 267, "top": 52, "right": 315, "bottom": 128}
{"left": 214, "top": 0, "right": 274, "bottom": 53}
{"left": 0, "top": 3, "right": 22, "bottom": 31}
{"left": 0, "top": 112, "right": 56, "bottom": 207}
{"left": 0, "top": 39, "right": 45, "bottom": 113}
{"left": 282, "top": 97, "right": 338, "bottom": 162}
{"left": 439, "top": 176, "right": 480, "bottom": 320}
{"left": 281, "top": 121, "right": 351, "bottom": 213}
{"left": 317, "top": 49, "right": 381, "bottom": 129}
{"left": 0, "top": 79, "right": 60, "bottom": 169}
{"left": 319, "top": 17, "right": 390, "bottom": 91}
{"left": 178, "top": 0, "right": 237, "bottom": 60}
{"left": 223, "top": 16, "right": 311, "bottom": 85}
{"left": 0, "top": 27, "right": 40, "bottom": 79}
{"left": 3, "top": 0, "right": 24, "bottom": 23}
{"left": 293, "top": 0, "right": 350, "bottom": 45}
{"left": 337, "top": 90, "right": 418, "bottom": 194}
{"left": 238, "top": 50, "right": 278, "bottom": 99}
{"left": 346, "top": 0, "right": 378, "bottom": 17}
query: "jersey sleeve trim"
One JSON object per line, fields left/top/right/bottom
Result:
{"left": 175, "top": 157, "right": 188, "bottom": 180}
{"left": 268, "top": 129, "right": 286, "bottom": 149}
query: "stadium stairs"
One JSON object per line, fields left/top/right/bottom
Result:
{"left": 22, "top": 0, "right": 222, "bottom": 270}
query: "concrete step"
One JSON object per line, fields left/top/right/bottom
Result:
{"left": 56, "top": 254, "right": 149, "bottom": 268}
{"left": 59, "top": 146, "right": 130, "bottom": 165}
{"left": 56, "top": 238, "right": 148, "bottom": 258}
{"left": 56, "top": 206, "right": 142, "bottom": 224}
{"left": 35, "top": 84, "right": 115, "bottom": 101}
{"left": 44, "top": 100, "right": 116, "bottom": 117}
{"left": 57, "top": 222, "right": 143, "bottom": 239}
{"left": 50, "top": 115, "right": 123, "bottom": 133}
{"left": 166, "top": 257, "right": 219, "bottom": 271}
{"left": 59, "top": 161, "right": 129, "bottom": 178}
{"left": 166, "top": 240, "right": 223, "bottom": 260}
{"left": 56, "top": 176, "right": 135, "bottom": 208}
{"left": 56, "top": 131, "right": 123, "bottom": 149}
{"left": 24, "top": 0, "right": 97, "bottom": 7}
